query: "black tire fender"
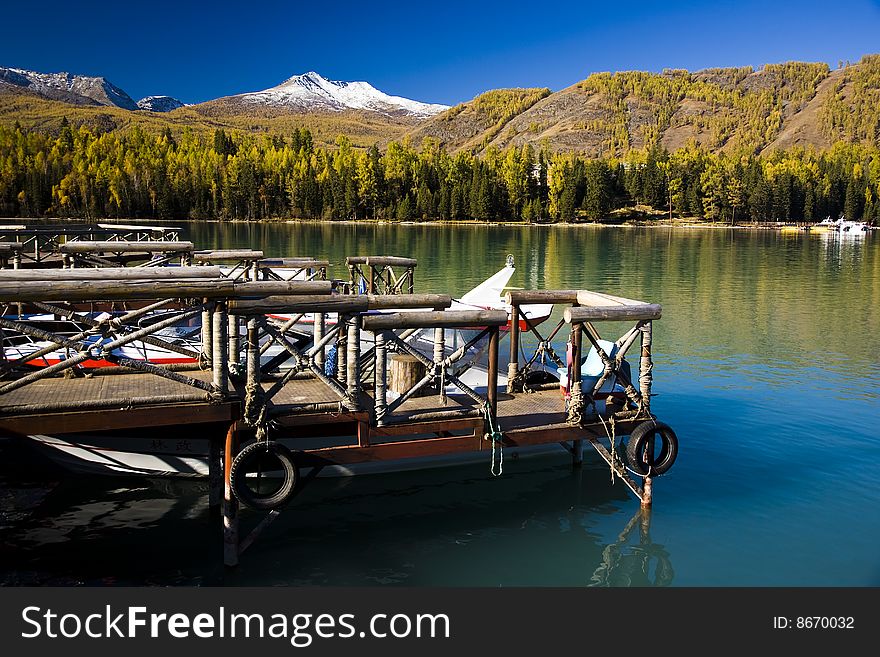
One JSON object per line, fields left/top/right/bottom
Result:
{"left": 625, "top": 420, "right": 678, "bottom": 476}
{"left": 230, "top": 440, "right": 299, "bottom": 510}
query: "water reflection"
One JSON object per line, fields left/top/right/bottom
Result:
{"left": 1, "top": 440, "right": 676, "bottom": 586}
{"left": 589, "top": 508, "right": 674, "bottom": 587}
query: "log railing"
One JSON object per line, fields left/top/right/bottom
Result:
{"left": 60, "top": 241, "right": 195, "bottom": 268}
{"left": 362, "top": 309, "right": 506, "bottom": 427}
{"left": 505, "top": 288, "right": 660, "bottom": 424}
{"left": 0, "top": 268, "right": 333, "bottom": 413}
{"left": 0, "top": 224, "right": 182, "bottom": 267}
{"left": 346, "top": 256, "right": 416, "bottom": 295}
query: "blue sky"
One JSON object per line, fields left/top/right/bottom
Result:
{"left": 2, "top": 0, "right": 880, "bottom": 105}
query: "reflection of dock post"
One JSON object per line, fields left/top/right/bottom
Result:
{"left": 639, "top": 506, "right": 652, "bottom": 542}
{"left": 209, "top": 436, "right": 222, "bottom": 511}
{"left": 641, "top": 476, "right": 653, "bottom": 507}
{"left": 572, "top": 439, "right": 583, "bottom": 467}
{"left": 223, "top": 421, "right": 240, "bottom": 568}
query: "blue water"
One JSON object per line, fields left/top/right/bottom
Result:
{"left": 1, "top": 223, "right": 878, "bottom": 586}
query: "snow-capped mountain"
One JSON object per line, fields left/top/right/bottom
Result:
{"left": 0, "top": 66, "right": 138, "bottom": 110}
{"left": 137, "top": 95, "right": 186, "bottom": 112}
{"left": 227, "top": 71, "right": 448, "bottom": 117}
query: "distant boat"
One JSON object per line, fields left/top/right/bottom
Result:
{"left": 810, "top": 215, "right": 870, "bottom": 236}
{"left": 838, "top": 220, "right": 869, "bottom": 236}
{"left": 810, "top": 216, "right": 841, "bottom": 233}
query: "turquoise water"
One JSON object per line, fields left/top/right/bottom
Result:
{"left": 1, "top": 223, "right": 878, "bottom": 586}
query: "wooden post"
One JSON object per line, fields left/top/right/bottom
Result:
{"left": 201, "top": 303, "right": 213, "bottom": 366}
{"left": 507, "top": 303, "right": 520, "bottom": 393}
{"left": 346, "top": 313, "right": 360, "bottom": 408}
{"left": 641, "top": 476, "right": 653, "bottom": 508}
{"left": 487, "top": 325, "right": 499, "bottom": 419}
{"left": 433, "top": 326, "right": 444, "bottom": 394}
{"left": 572, "top": 438, "right": 583, "bottom": 467}
{"left": 228, "top": 314, "right": 240, "bottom": 363}
{"left": 390, "top": 355, "right": 427, "bottom": 396}
{"left": 314, "top": 312, "right": 325, "bottom": 369}
{"left": 639, "top": 320, "right": 653, "bottom": 414}
{"left": 212, "top": 302, "right": 228, "bottom": 395}
{"left": 374, "top": 330, "right": 388, "bottom": 426}
{"left": 347, "top": 263, "right": 357, "bottom": 295}
{"left": 12, "top": 250, "right": 21, "bottom": 270}
{"left": 567, "top": 321, "right": 583, "bottom": 423}
{"left": 336, "top": 314, "right": 348, "bottom": 386}
{"left": 246, "top": 318, "right": 259, "bottom": 394}
{"left": 408, "top": 266, "right": 414, "bottom": 294}
{"left": 223, "top": 421, "right": 240, "bottom": 567}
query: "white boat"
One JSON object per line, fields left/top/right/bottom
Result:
{"left": 264, "top": 255, "right": 553, "bottom": 332}
{"left": 838, "top": 220, "right": 869, "bottom": 236}
{"left": 811, "top": 215, "right": 870, "bottom": 236}
{"left": 2, "top": 312, "right": 202, "bottom": 369}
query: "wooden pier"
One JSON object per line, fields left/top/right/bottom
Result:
{"left": 0, "top": 249, "right": 675, "bottom": 567}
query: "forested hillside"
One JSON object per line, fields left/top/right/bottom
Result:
{"left": 412, "top": 56, "right": 880, "bottom": 156}
{"left": 2, "top": 121, "right": 878, "bottom": 225}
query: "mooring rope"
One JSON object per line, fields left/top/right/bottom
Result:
{"left": 598, "top": 413, "right": 619, "bottom": 484}
{"left": 483, "top": 402, "right": 504, "bottom": 477}
{"left": 244, "top": 381, "right": 270, "bottom": 441}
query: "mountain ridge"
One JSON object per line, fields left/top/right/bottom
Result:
{"left": 1, "top": 56, "right": 880, "bottom": 156}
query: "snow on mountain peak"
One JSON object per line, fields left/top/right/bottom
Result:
{"left": 233, "top": 71, "right": 448, "bottom": 117}
{"left": 137, "top": 95, "right": 186, "bottom": 112}
{"left": 0, "top": 66, "right": 138, "bottom": 110}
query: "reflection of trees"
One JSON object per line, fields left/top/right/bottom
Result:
{"left": 589, "top": 508, "right": 674, "bottom": 587}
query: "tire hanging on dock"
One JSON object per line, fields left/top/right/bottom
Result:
{"left": 230, "top": 440, "right": 299, "bottom": 510}
{"left": 625, "top": 420, "right": 678, "bottom": 476}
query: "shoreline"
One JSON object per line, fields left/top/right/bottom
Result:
{"left": 3, "top": 216, "right": 868, "bottom": 231}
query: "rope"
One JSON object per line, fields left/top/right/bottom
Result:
{"left": 598, "top": 414, "right": 619, "bottom": 484}
{"left": 483, "top": 402, "right": 504, "bottom": 477}
{"left": 244, "top": 381, "right": 270, "bottom": 441}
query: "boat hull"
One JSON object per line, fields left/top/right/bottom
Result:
{"left": 24, "top": 432, "right": 569, "bottom": 478}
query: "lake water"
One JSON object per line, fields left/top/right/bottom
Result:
{"left": 1, "top": 222, "right": 878, "bottom": 586}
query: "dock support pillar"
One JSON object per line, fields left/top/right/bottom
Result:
{"left": 336, "top": 314, "right": 348, "bottom": 387}
{"left": 572, "top": 439, "right": 583, "bottom": 467}
{"left": 641, "top": 476, "right": 653, "bottom": 508}
{"left": 201, "top": 302, "right": 213, "bottom": 367}
{"left": 487, "top": 325, "right": 499, "bottom": 420}
{"left": 223, "top": 421, "right": 240, "bottom": 568}
{"left": 228, "top": 314, "right": 240, "bottom": 364}
{"left": 567, "top": 321, "right": 583, "bottom": 424}
{"left": 507, "top": 303, "right": 520, "bottom": 393}
{"left": 639, "top": 321, "right": 653, "bottom": 414}
{"left": 374, "top": 330, "right": 387, "bottom": 426}
{"left": 346, "top": 314, "right": 361, "bottom": 409}
{"left": 314, "top": 312, "right": 325, "bottom": 369}
{"left": 212, "top": 302, "right": 228, "bottom": 395}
